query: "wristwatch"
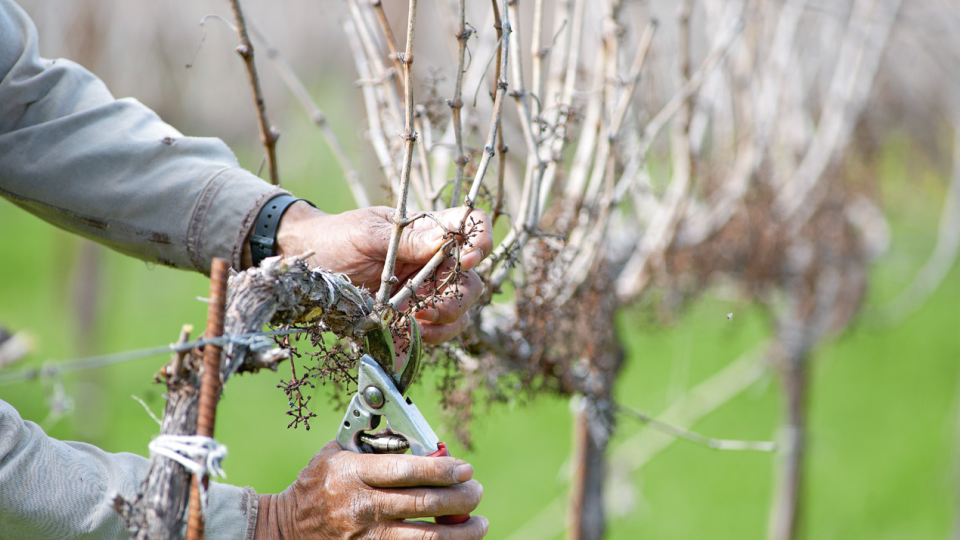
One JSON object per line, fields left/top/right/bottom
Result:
{"left": 249, "top": 194, "right": 315, "bottom": 267}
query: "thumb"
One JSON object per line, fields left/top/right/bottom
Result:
{"left": 397, "top": 223, "right": 447, "bottom": 265}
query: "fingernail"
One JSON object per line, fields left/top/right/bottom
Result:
{"left": 416, "top": 307, "right": 440, "bottom": 322}
{"left": 455, "top": 463, "right": 474, "bottom": 482}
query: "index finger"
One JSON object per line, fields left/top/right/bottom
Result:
{"left": 353, "top": 452, "right": 475, "bottom": 488}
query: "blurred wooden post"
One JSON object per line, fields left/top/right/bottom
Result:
{"left": 770, "top": 356, "right": 807, "bottom": 540}
{"left": 568, "top": 400, "right": 609, "bottom": 540}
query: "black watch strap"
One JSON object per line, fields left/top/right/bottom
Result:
{"left": 249, "top": 194, "right": 314, "bottom": 267}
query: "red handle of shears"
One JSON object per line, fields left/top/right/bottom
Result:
{"left": 427, "top": 442, "right": 471, "bottom": 525}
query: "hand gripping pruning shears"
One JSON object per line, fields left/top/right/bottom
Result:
{"left": 336, "top": 316, "right": 470, "bottom": 525}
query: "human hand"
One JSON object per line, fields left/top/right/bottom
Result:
{"left": 254, "top": 441, "right": 488, "bottom": 540}
{"left": 274, "top": 203, "right": 493, "bottom": 344}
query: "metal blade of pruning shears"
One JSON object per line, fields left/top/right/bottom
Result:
{"left": 395, "top": 315, "right": 422, "bottom": 394}
{"left": 363, "top": 315, "right": 422, "bottom": 395}
{"left": 363, "top": 324, "right": 395, "bottom": 378}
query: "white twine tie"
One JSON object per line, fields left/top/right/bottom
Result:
{"left": 148, "top": 434, "right": 228, "bottom": 515}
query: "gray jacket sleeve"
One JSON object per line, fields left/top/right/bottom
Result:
{"left": 0, "top": 1, "right": 268, "bottom": 537}
{"left": 0, "top": 0, "right": 286, "bottom": 273}
{"left": 0, "top": 399, "right": 258, "bottom": 540}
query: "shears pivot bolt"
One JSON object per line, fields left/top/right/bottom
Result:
{"left": 363, "top": 386, "right": 385, "bottom": 409}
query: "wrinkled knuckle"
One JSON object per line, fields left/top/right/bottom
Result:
{"left": 434, "top": 458, "right": 458, "bottom": 483}
{"left": 323, "top": 489, "right": 366, "bottom": 534}
{"left": 413, "top": 458, "right": 444, "bottom": 483}
{"left": 422, "top": 457, "right": 445, "bottom": 479}
{"left": 366, "top": 525, "right": 395, "bottom": 540}
{"left": 388, "top": 457, "right": 416, "bottom": 481}
{"left": 413, "top": 491, "right": 430, "bottom": 515}
{"left": 416, "top": 528, "right": 442, "bottom": 540}
{"left": 317, "top": 464, "right": 343, "bottom": 500}
{"left": 417, "top": 490, "right": 443, "bottom": 516}
{"left": 316, "top": 476, "right": 335, "bottom": 505}
{"left": 354, "top": 491, "right": 378, "bottom": 522}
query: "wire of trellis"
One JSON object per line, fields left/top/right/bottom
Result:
{"left": 0, "top": 328, "right": 310, "bottom": 386}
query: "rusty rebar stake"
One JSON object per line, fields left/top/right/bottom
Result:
{"left": 186, "top": 258, "right": 230, "bottom": 540}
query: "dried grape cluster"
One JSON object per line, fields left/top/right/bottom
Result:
{"left": 404, "top": 215, "right": 485, "bottom": 318}
{"left": 274, "top": 325, "right": 361, "bottom": 430}
{"left": 272, "top": 215, "right": 485, "bottom": 430}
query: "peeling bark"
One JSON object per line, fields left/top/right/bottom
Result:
{"left": 221, "top": 255, "right": 373, "bottom": 378}
{"left": 114, "top": 345, "right": 201, "bottom": 540}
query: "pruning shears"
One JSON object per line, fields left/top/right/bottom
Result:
{"left": 336, "top": 315, "right": 470, "bottom": 525}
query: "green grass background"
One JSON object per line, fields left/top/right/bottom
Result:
{"left": 0, "top": 100, "right": 957, "bottom": 540}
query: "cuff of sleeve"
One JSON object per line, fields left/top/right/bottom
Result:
{"left": 204, "top": 483, "right": 259, "bottom": 540}
{"left": 186, "top": 167, "right": 288, "bottom": 275}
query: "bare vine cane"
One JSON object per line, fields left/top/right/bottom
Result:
{"left": 446, "top": 0, "right": 471, "bottom": 209}
{"left": 386, "top": 0, "right": 513, "bottom": 315}
{"left": 185, "top": 258, "right": 229, "bottom": 540}
{"left": 376, "top": 0, "right": 421, "bottom": 311}
{"left": 246, "top": 23, "right": 370, "bottom": 207}
{"left": 228, "top": 0, "right": 279, "bottom": 186}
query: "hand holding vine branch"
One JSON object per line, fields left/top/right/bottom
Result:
{"left": 273, "top": 202, "right": 491, "bottom": 343}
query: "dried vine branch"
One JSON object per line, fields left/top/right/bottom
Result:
{"left": 616, "top": 404, "right": 776, "bottom": 452}
{"left": 611, "top": 15, "right": 743, "bottom": 205}
{"left": 490, "top": 0, "right": 512, "bottom": 226}
{"left": 529, "top": 0, "right": 546, "bottom": 122}
{"left": 449, "top": 0, "right": 471, "bottom": 208}
{"left": 774, "top": 0, "right": 901, "bottom": 231}
{"left": 534, "top": 0, "right": 584, "bottom": 214}
{"left": 507, "top": 0, "right": 547, "bottom": 237}
{"left": 343, "top": 18, "right": 400, "bottom": 196}
{"left": 346, "top": 0, "right": 406, "bottom": 197}
{"left": 247, "top": 23, "right": 369, "bottom": 207}
{"left": 466, "top": 0, "right": 512, "bottom": 212}
{"left": 228, "top": 0, "right": 279, "bottom": 186}
{"left": 377, "top": 0, "right": 420, "bottom": 308}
